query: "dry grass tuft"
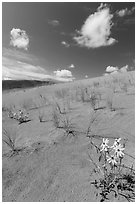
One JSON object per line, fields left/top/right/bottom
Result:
{"left": 38, "top": 110, "right": 45, "bottom": 122}
{"left": 105, "top": 90, "right": 115, "bottom": 111}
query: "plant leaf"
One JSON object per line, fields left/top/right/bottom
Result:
{"left": 99, "top": 154, "right": 102, "bottom": 162}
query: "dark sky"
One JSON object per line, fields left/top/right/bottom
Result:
{"left": 2, "top": 2, "right": 135, "bottom": 80}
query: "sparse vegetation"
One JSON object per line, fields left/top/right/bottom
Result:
{"left": 51, "top": 104, "right": 78, "bottom": 139}
{"left": 52, "top": 98, "right": 71, "bottom": 115}
{"left": 38, "top": 110, "right": 45, "bottom": 122}
{"left": 110, "top": 83, "right": 117, "bottom": 93}
{"left": 8, "top": 109, "right": 30, "bottom": 124}
{"left": 54, "top": 101, "right": 66, "bottom": 114}
{"left": 60, "top": 115, "right": 78, "bottom": 138}
{"left": 80, "top": 87, "right": 87, "bottom": 102}
{"left": 89, "top": 137, "right": 135, "bottom": 202}
{"left": 89, "top": 91, "right": 98, "bottom": 111}
{"left": 106, "top": 90, "right": 115, "bottom": 111}
{"left": 52, "top": 108, "right": 62, "bottom": 128}
{"left": 86, "top": 112, "right": 101, "bottom": 138}
{"left": 54, "top": 88, "right": 68, "bottom": 99}
{"left": 39, "top": 94, "right": 49, "bottom": 106}
{"left": 120, "top": 83, "right": 128, "bottom": 93}
{"left": 2, "top": 128, "right": 20, "bottom": 155}
{"left": 2, "top": 70, "right": 135, "bottom": 202}
{"left": 2, "top": 104, "right": 9, "bottom": 112}
{"left": 93, "top": 81, "right": 100, "bottom": 88}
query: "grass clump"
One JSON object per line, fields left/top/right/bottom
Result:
{"left": 54, "top": 101, "right": 66, "bottom": 114}
{"left": 52, "top": 99, "right": 71, "bottom": 115}
{"left": 93, "top": 81, "right": 100, "bottom": 88}
{"left": 60, "top": 116, "right": 78, "bottom": 138}
{"left": 51, "top": 106, "right": 78, "bottom": 139}
{"left": 106, "top": 91, "right": 115, "bottom": 111}
{"left": 86, "top": 112, "right": 100, "bottom": 138}
{"left": 2, "top": 128, "right": 16, "bottom": 152}
{"left": 52, "top": 108, "right": 62, "bottom": 128}
{"left": 120, "top": 83, "right": 128, "bottom": 93}
{"left": 54, "top": 88, "right": 68, "bottom": 99}
{"left": 2, "top": 128, "right": 23, "bottom": 156}
{"left": 89, "top": 91, "right": 98, "bottom": 111}
{"left": 2, "top": 104, "right": 9, "bottom": 112}
{"left": 38, "top": 110, "right": 45, "bottom": 122}
{"left": 39, "top": 94, "right": 49, "bottom": 106}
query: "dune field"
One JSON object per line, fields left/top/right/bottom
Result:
{"left": 2, "top": 71, "right": 135, "bottom": 202}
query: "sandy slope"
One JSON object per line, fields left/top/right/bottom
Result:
{"left": 2, "top": 72, "right": 135, "bottom": 202}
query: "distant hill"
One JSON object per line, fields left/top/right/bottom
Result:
{"left": 2, "top": 79, "right": 61, "bottom": 91}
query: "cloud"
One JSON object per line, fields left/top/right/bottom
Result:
{"left": 2, "top": 56, "right": 74, "bottom": 82}
{"left": 3, "top": 48, "right": 38, "bottom": 64}
{"left": 110, "top": 70, "right": 118, "bottom": 75}
{"left": 69, "top": 64, "right": 75, "bottom": 69}
{"left": 119, "top": 65, "right": 128, "bottom": 73}
{"left": 2, "top": 56, "right": 50, "bottom": 80}
{"left": 10, "top": 28, "right": 29, "bottom": 50}
{"left": 73, "top": 3, "right": 117, "bottom": 48}
{"left": 53, "top": 69, "right": 73, "bottom": 78}
{"left": 104, "top": 64, "right": 129, "bottom": 76}
{"left": 2, "top": 65, "right": 49, "bottom": 81}
{"left": 61, "top": 41, "right": 70, "bottom": 48}
{"left": 53, "top": 69, "right": 75, "bottom": 81}
{"left": 116, "top": 7, "right": 135, "bottom": 17}
{"left": 3, "top": 76, "right": 12, "bottom": 80}
{"left": 2, "top": 49, "right": 74, "bottom": 82}
{"left": 103, "top": 73, "right": 109, "bottom": 76}
{"left": 48, "top": 20, "right": 60, "bottom": 26}
{"left": 106, "top": 66, "right": 119, "bottom": 73}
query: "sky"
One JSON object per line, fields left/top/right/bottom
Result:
{"left": 2, "top": 2, "right": 135, "bottom": 81}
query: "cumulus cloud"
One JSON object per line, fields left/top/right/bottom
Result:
{"left": 106, "top": 66, "right": 119, "bottom": 73}
{"left": 61, "top": 41, "right": 70, "bottom": 48}
{"left": 53, "top": 69, "right": 73, "bottom": 78}
{"left": 104, "top": 64, "right": 130, "bottom": 76}
{"left": 69, "top": 64, "right": 75, "bottom": 69}
{"left": 116, "top": 7, "right": 135, "bottom": 17}
{"left": 119, "top": 65, "right": 128, "bottom": 73}
{"left": 48, "top": 20, "right": 60, "bottom": 26}
{"left": 103, "top": 73, "right": 109, "bottom": 76}
{"left": 110, "top": 70, "right": 118, "bottom": 75}
{"left": 73, "top": 3, "right": 117, "bottom": 48}
{"left": 10, "top": 28, "right": 29, "bottom": 50}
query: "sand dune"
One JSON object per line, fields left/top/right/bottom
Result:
{"left": 2, "top": 71, "right": 135, "bottom": 202}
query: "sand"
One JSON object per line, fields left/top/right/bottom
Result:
{"left": 2, "top": 71, "right": 135, "bottom": 202}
